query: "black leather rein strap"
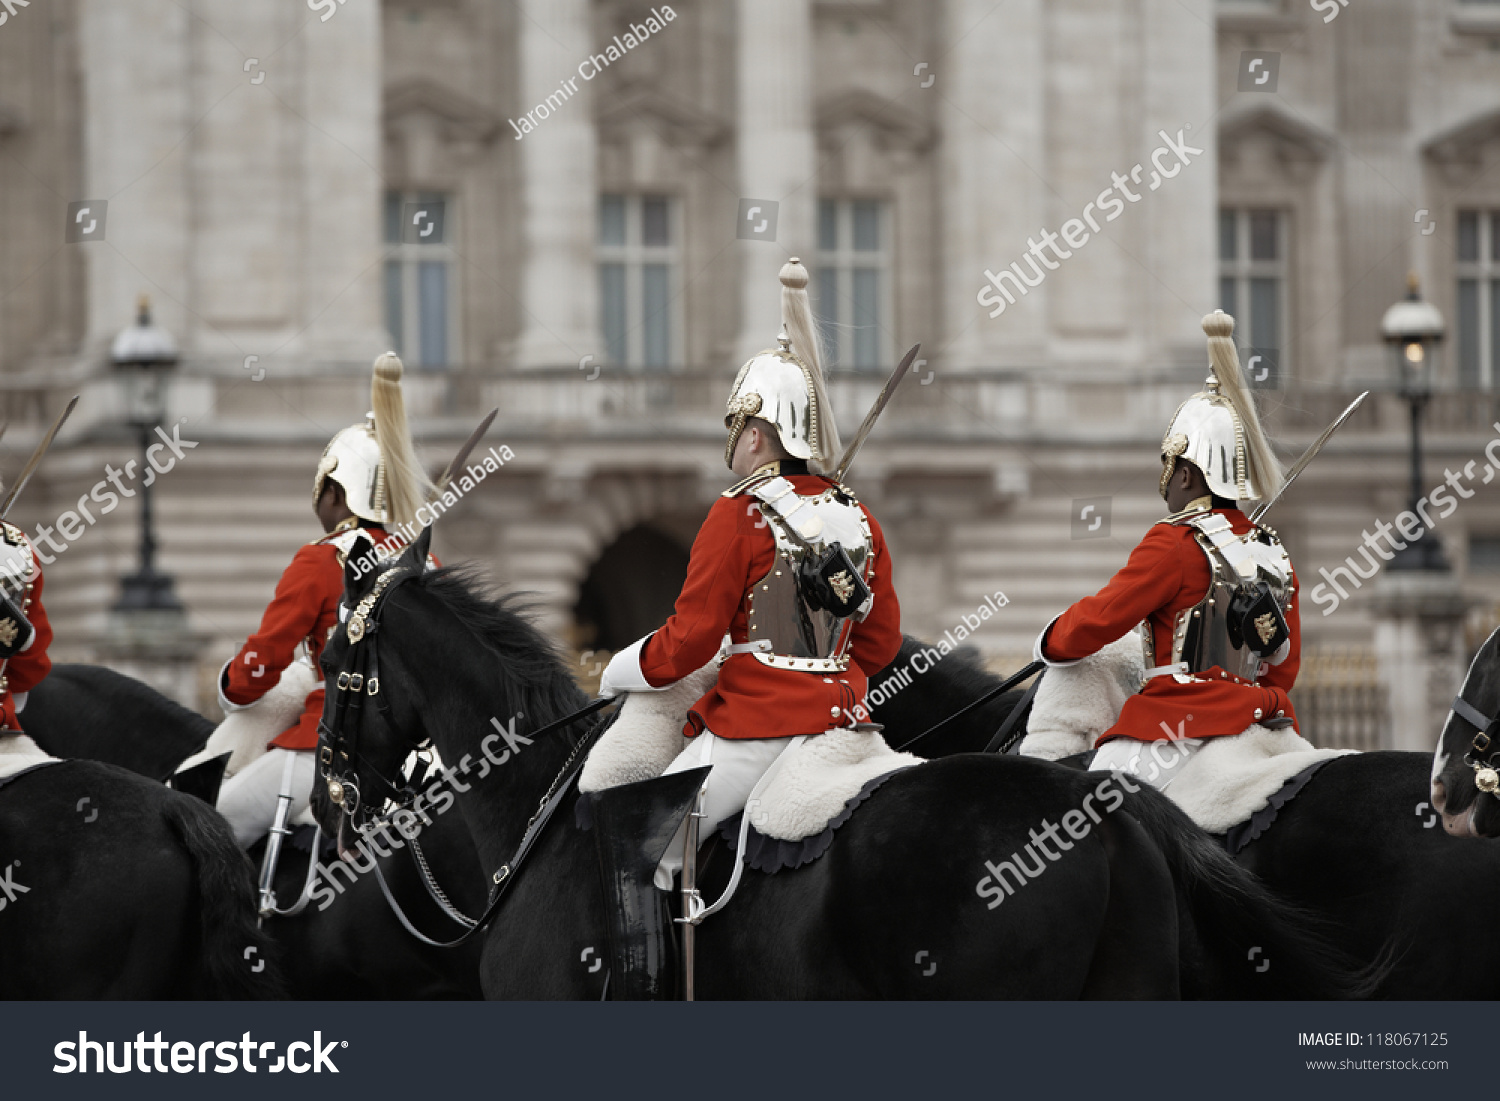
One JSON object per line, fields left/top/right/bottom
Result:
{"left": 368, "top": 696, "right": 617, "bottom": 949}
{"left": 985, "top": 667, "right": 1046, "bottom": 755}
{"left": 895, "top": 660, "right": 1045, "bottom": 753}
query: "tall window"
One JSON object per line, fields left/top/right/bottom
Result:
{"left": 598, "top": 194, "right": 678, "bottom": 368}
{"left": 384, "top": 190, "right": 457, "bottom": 367}
{"left": 1218, "top": 208, "right": 1288, "bottom": 382}
{"left": 815, "top": 198, "right": 891, "bottom": 371}
{"left": 1457, "top": 211, "right": 1500, "bottom": 389}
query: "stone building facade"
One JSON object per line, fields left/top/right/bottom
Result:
{"left": 0, "top": 0, "right": 1498, "bottom": 744}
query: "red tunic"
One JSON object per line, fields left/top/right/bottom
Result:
{"left": 3, "top": 532, "right": 52, "bottom": 732}
{"left": 1042, "top": 507, "right": 1300, "bottom": 746}
{"left": 225, "top": 524, "right": 418, "bottom": 750}
{"left": 640, "top": 474, "right": 903, "bottom": 740}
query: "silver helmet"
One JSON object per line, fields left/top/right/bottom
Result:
{"left": 313, "top": 418, "right": 386, "bottom": 524}
{"left": 723, "top": 258, "right": 841, "bottom": 472}
{"left": 1159, "top": 311, "right": 1284, "bottom": 503}
{"left": 312, "top": 352, "right": 432, "bottom": 529}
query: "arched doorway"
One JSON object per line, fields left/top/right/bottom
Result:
{"left": 572, "top": 524, "right": 691, "bottom": 651}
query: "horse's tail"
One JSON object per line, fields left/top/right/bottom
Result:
{"left": 1122, "top": 785, "right": 1383, "bottom": 999}
{"left": 162, "top": 794, "right": 288, "bottom": 999}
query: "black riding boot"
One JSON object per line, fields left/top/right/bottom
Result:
{"left": 589, "top": 766, "right": 711, "bottom": 1001}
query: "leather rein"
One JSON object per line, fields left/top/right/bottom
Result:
{"left": 316, "top": 561, "right": 616, "bottom": 948}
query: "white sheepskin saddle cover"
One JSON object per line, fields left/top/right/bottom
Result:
{"left": 1019, "top": 632, "right": 1351, "bottom": 835}
{"left": 747, "top": 726, "right": 920, "bottom": 842}
{"left": 178, "top": 659, "right": 320, "bottom": 780}
{"left": 0, "top": 733, "right": 60, "bottom": 783}
{"left": 580, "top": 661, "right": 920, "bottom": 842}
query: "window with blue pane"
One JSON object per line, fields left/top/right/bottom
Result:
{"left": 1456, "top": 211, "right": 1500, "bottom": 389}
{"left": 814, "top": 199, "right": 892, "bottom": 370}
{"left": 1218, "top": 208, "right": 1288, "bottom": 384}
{"left": 597, "top": 194, "right": 679, "bottom": 368}
{"left": 384, "top": 189, "right": 457, "bottom": 367}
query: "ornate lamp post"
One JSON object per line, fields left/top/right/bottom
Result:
{"left": 109, "top": 294, "right": 184, "bottom": 611}
{"left": 1381, "top": 272, "right": 1449, "bottom": 572}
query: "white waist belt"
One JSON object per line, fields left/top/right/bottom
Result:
{"left": 1142, "top": 661, "right": 1189, "bottom": 681}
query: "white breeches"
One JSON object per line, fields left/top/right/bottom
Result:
{"left": 216, "top": 747, "right": 317, "bottom": 848}
{"left": 1089, "top": 735, "right": 1205, "bottom": 793}
{"left": 653, "top": 732, "right": 791, "bottom": 890}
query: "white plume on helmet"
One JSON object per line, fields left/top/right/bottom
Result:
{"left": 1159, "top": 311, "right": 1284, "bottom": 503}
{"left": 312, "top": 351, "right": 433, "bottom": 530}
{"left": 723, "top": 258, "right": 842, "bottom": 473}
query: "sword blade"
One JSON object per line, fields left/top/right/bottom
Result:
{"left": 833, "top": 343, "right": 920, "bottom": 484}
{"left": 435, "top": 407, "right": 498, "bottom": 492}
{"left": 0, "top": 396, "right": 78, "bottom": 521}
{"left": 1249, "top": 391, "right": 1369, "bottom": 524}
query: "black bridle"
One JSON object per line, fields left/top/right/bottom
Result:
{"left": 315, "top": 560, "right": 619, "bottom": 948}
{"left": 317, "top": 563, "right": 427, "bottom": 821}
{"left": 1452, "top": 692, "right": 1500, "bottom": 796}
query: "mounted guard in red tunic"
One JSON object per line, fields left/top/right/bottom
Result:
{"left": 588, "top": 259, "right": 903, "bottom": 998}
{"left": 214, "top": 352, "right": 434, "bottom": 849}
{"left": 1025, "top": 311, "right": 1301, "bottom": 789}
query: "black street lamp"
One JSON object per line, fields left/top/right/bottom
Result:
{"left": 109, "top": 294, "right": 184, "bottom": 611}
{"left": 1381, "top": 272, "right": 1449, "bottom": 572}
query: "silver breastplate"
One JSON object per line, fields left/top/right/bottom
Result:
{"left": 743, "top": 477, "right": 874, "bottom": 673}
{"left": 1170, "top": 513, "right": 1292, "bottom": 684}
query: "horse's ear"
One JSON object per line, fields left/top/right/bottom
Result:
{"left": 342, "top": 534, "right": 379, "bottom": 601}
{"left": 402, "top": 522, "right": 432, "bottom": 570}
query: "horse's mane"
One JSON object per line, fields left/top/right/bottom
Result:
{"left": 417, "top": 565, "right": 589, "bottom": 728}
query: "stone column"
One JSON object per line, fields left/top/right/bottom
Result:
{"left": 77, "top": 0, "right": 192, "bottom": 359}
{"left": 1140, "top": 0, "right": 1216, "bottom": 363}
{"left": 733, "top": 0, "right": 816, "bottom": 365}
{"left": 512, "top": 0, "right": 598, "bottom": 368}
{"left": 1370, "top": 571, "right": 1469, "bottom": 753}
{"left": 298, "top": 0, "right": 386, "bottom": 361}
{"left": 939, "top": 0, "right": 1046, "bottom": 370}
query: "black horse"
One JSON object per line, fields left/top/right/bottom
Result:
{"left": 24, "top": 664, "right": 215, "bottom": 779}
{"left": 257, "top": 811, "right": 485, "bottom": 999}
{"left": 874, "top": 639, "right": 1500, "bottom": 998}
{"left": 309, "top": 530, "right": 1366, "bottom": 999}
{"left": 1431, "top": 625, "right": 1500, "bottom": 840}
{"left": 19, "top": 662, "right": 484, "bottom": 999}
{"left": 0, "top": 757, "right": 283, "bottom": 998}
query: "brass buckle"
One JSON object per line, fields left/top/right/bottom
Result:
{"left": 319, "top": 745, "right": 332, "bottom": 764}
{"left": 367, "top": 677, "right": 380, "bottom": 696}
{"left": 348, "top": 672, "right": 364, "bottom": 692}
{"left": 336, "top": 671, "right": 352, "bottom": 691}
